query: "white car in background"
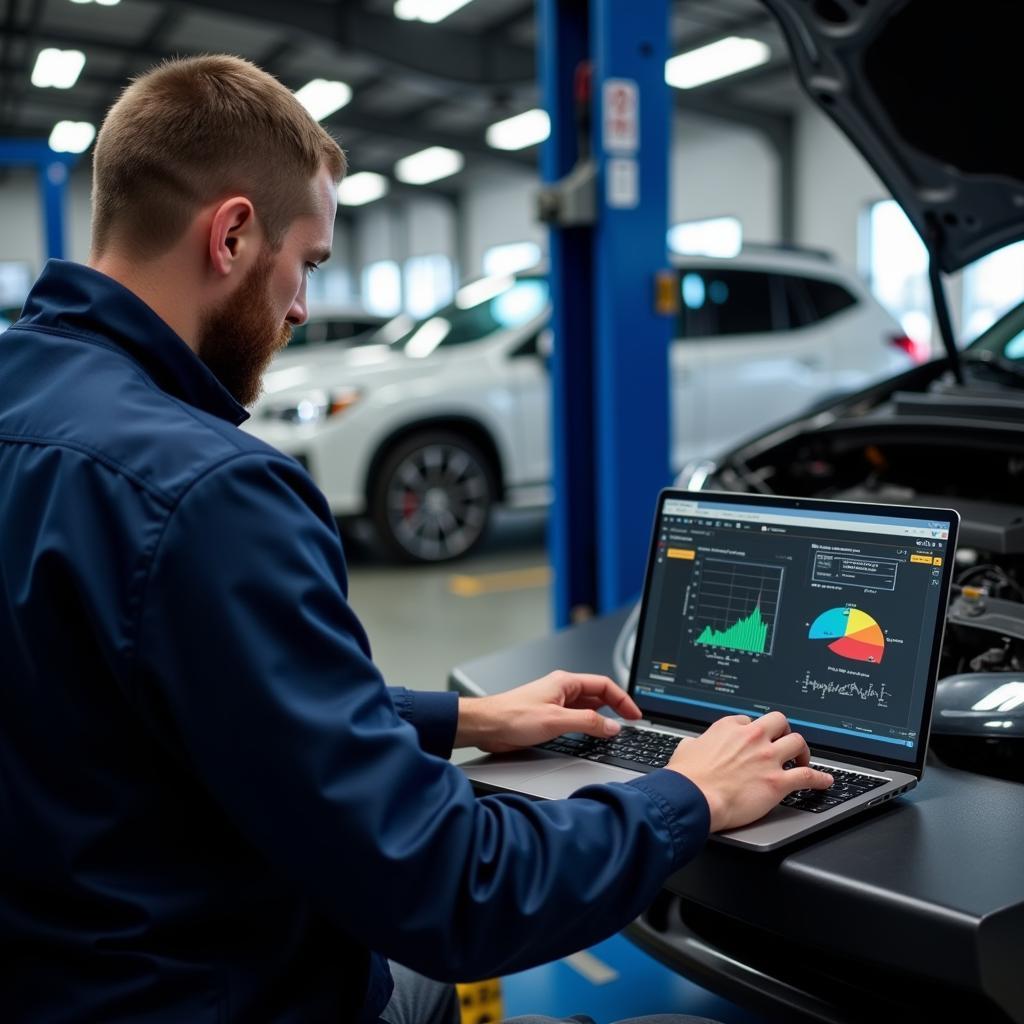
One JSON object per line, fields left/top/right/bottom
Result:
{"left": 244, "top": 249, "right": 917, "bottom": 562}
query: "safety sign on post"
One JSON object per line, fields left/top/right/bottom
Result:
{"left": 602, "top": 78, "right": 639, "bottom": 153}
{"left": 602, "top": 78, "right": 639, "bottom": 209}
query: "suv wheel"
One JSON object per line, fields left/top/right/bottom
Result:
{"left": 370, "top": 431, "right": 495, "bottom": 562}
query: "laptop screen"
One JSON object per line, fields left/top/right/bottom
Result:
{"left": 630, "top": 491, "right": 959, "bottom": 769}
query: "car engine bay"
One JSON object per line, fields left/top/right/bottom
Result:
{"left": 677, "top": 360, "right": 1024, "bottom": 780}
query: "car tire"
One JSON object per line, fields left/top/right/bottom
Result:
{"left": 369, "top": 430, "right": 496, "bottom": 563}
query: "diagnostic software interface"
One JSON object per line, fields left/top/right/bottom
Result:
{"left": 633, "top": 496, "right": 955, "bottom": 764}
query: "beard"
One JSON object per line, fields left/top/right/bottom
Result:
{"left": 196, "top": 247, "right": 292, "bottom": 408}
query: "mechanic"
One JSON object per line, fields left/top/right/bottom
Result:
{"left": 0, "top": 55, "right": 833, "bottom": 1023}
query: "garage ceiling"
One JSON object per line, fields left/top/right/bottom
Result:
{"left": 0, "top": 0, "right": 800, "bottom": 193}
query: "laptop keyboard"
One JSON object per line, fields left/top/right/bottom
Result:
{"left": 538, "top": 726, "right": 889, "bottom": 812}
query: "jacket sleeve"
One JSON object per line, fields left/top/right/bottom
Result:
{"left": 128, "top": 452, "right": 709, "bottom": 981}
{"left": 387, "top": 687, "right": 459, "bottom": 759}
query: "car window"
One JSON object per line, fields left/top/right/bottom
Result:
{"left": 289, "top": 317, "right": 381, "bottom": 348}
{"left": 804, "top": 278, "right": 857, "bottom": 320}
{"left": 376, "top": 277, "right": 550, "bottom": 357}
{"left": 781, "top": 275, "right": 815, "bottom": 329}
{"left": 1004, "top": 328, "right": 1024, "bottom": 360}
{"left": 677, "top": 268, "right": 775, "bottom": 338}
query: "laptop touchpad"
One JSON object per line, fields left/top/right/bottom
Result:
{"left": 527, "top": 761, "right": 637, "bottom": 798}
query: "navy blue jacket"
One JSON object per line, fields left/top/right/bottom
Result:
{"left": 0, "top": 260, "right": 710, "bottom": 1023}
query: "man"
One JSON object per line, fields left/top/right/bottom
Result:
{"left": 0, "top": 55, "right": 832, "bottom": 1023}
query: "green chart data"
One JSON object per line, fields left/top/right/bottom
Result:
{"left": 691, "top": 558, "right": 783, "bottom": 656}
{"left": 696, "top": 603, "right": 769, "bottom": 654}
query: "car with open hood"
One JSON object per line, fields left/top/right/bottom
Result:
{"left": 613, "top": 0, "right": 1024, "bottom": 780}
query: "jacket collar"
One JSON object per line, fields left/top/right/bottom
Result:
{"left": 19, "top": 259, "right": 249, "bottom": 426}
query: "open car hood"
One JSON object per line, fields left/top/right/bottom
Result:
{"left": 763, "top": 0, "right": 1024, "bottom": 274}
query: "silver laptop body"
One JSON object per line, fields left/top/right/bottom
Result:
{"left": 462, "top": 489, "right": 959, "bottom": 851}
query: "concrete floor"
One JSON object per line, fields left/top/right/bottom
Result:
{"left": 344, "top": 510, "right": 553, "bottom": 694}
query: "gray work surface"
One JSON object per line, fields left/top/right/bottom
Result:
{"left": 449, "top": 607, "right": 1024, "bottom": 1024}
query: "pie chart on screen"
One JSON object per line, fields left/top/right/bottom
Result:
{"left": 808, "top": 607, "right": 885, "bottom": 664}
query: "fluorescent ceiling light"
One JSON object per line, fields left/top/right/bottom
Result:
{"left": 48, "top": 120, "right": 96, "bottom": 153}
{"left": 31, "top": 48, "right": 86, "bottom": 89}
{"left": 665, "top": 36, "right": 770, "bottom": 90}
{"left": 394, "top": 146, "right": 464, "bottom": 185}
{"left": 69, "top": 0, "right": 121, "bottom": 5}
{"left": 486, "top": 108, "right": 550, "bottom": 152}
{"left": 338, "top": 171, "right": 389, "bottom": 207}
{"left": 293, "top": 79, "right": 352, "bottom": 121}
{"left": 668, "top": 216, "right": 743, "bottom": 259}
{"left": 394, "top": 0, "right": 474, "bottom": 23}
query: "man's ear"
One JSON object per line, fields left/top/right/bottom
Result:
{"left": 208, "top": 197, "right": 257, "bottom": 277}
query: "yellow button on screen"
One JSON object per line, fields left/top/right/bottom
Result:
{"left": 910, "top": 554, "right": 933, "bottom": 564}
{"left": 933, "top": 557, "right": 943, "bottom": 566}
{"left": 667, "top": 548, "right": 696, "bottom": 560}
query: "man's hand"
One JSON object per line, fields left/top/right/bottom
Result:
{"left": 666, "top": 711, "right": 833, "bottom": 832}
{"left": 455, "top": 670, "right": 642, "bottom": 753}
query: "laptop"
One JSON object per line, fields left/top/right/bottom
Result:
{"left": 462, "top": 489, "right": 959, "bottom": 851}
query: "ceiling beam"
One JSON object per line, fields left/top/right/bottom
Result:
{"left": 326, "top": 107, "right": 534, "bottom": 167}
{"left": 672, "top": 12, "right": 778, "bottom": 53}
{"left": 165, "top": 0, "right": 535, "bottom": 86}
{"left": 1, "top": 0, "right": 44, "bottom": 137}
{"left": 0, "top": 58, "right": 533, "bottom": 168}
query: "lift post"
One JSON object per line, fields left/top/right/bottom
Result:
{"left": 0, "top": 140, "right": 76, "bottom": 262}
{"left": 539, "top": 0, "right": 673, "bottom": 627}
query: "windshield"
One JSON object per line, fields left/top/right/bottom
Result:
{"left": 366, "top": 276, "right": 549, "bottom": 358}
{"left": 965, "top": 299, "right": 1024, "bottom": 363}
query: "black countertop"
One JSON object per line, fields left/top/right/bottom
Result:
{"left": 450, "top": 608, "right": 1024, "bottom": 1024}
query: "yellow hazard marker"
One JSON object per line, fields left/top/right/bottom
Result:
{"left": 448, "top": 565, "right": 552, "bottom": 597}
{"left": 456, "top": 978, "right": 503, "bottom": 1023}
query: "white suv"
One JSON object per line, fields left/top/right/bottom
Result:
{"left": 245, "top": 249, "right": 915, "bottom": 562}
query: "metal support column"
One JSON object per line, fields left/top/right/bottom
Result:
{"left": 540, "top": 0, "right": 673, "bottom": 627}
{"left": 0, "top": 140, "right": 75, "bottom": 262}
{"left": 540, "top": 0, "right": 597, "bottom": 627}
{"left": 590, "top": 0, "right": 672, "bottom": 613}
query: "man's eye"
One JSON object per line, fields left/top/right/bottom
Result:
{"left": 306, "top": 263, "right": 319, "bottom": 275}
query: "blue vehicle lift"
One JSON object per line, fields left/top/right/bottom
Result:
{"left": 539, "top": 0, "right": 674, "bottom": 627}
{"left": 0, "top": 140, "right": 76, "bottom": 262}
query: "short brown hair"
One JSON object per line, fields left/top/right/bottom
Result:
{"left": 91, "top": 54, "right": 346, "bottom": 259}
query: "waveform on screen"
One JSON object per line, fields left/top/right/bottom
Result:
{"left": 799, "top": 671, "right": 892, "bottom": 707}
{"left": 695, "top": 603, "right": 768, "bottom": 655}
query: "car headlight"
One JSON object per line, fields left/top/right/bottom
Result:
{"left": 262, "top": 386, "right": 362, "bottom": 424}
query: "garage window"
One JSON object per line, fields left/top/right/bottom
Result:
{"left": 361, "top": 260, "right": 402, "bottom": 317}
{"left": 483, "top": 241, "right": 542, "bottom": 276}
{"left": 962, "top": 241, "right": 1024, "bottom": 338}
{"left": 404, "top": 254, "right": 455, "bottom": 318}
{"left": 863, "top": 199, "right": 932, "bottom": 345}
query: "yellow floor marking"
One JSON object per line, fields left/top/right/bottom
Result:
{"left": 448, "top": 565, "right": 552, "bottom": 597}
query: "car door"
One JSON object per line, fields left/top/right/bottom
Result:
{"left": 671, "top": 266, "right": 833, "bottom": 464}
{"left": 506, "top": 325, "right": 552, "bottom": 491}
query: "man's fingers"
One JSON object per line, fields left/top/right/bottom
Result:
{"left": 553, "top": 707, "right": 621, "bottom": 739}
{"left": 783, "top": 764, "right": 834, "bottom": 792}
{"left": 568, "top": 696, "right": 611, "bottom": 710}
{"left": 758, "top": 710, "right": 791, "bottom": 740}
{"left": 560, "top": 674, "right": 642, "bottom": 720}
{"left": 773, "top": 731, "right": 811, "bottom": 767}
